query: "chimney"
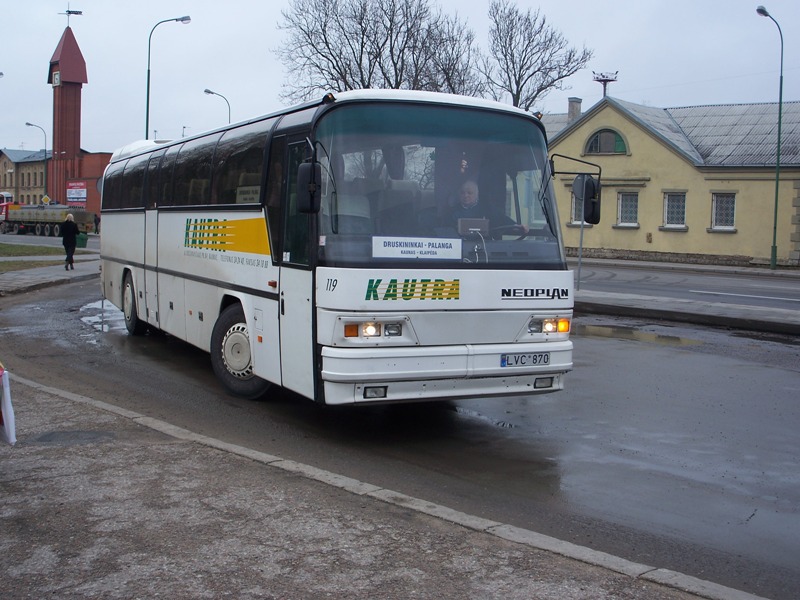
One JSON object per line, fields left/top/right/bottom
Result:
{"left": 567, "top": 97, "right": 582, "bottom": 124}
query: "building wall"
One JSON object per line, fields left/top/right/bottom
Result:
{"left": 549, "top": 105, "right": 799, "bottom": 266}
{"left": 2, "top": 161, "right": 46, "bottom": 205}
{"left": 73, "top": 151, "right": 111, "bottom": 214}
{"left": 0, "top": 151, "right": 109, "bottom": 211}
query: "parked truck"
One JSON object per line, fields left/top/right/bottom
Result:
{"left": 0, "top": 202, "right": 95, "bottom": 236}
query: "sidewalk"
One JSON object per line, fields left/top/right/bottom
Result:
{"left": 0, "top": 375, "right": 764, "bottom": 600}
{"left": 0, "top": 251, "right": 100, "bottom": 296}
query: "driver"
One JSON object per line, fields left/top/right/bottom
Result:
{"left": 450, "top": 180, "right": 528, "bottom": 234}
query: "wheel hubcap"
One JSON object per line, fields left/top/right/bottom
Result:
{"left": 123, "top": 284, "right": 134, "bottom": 322}
{"left": 221, "top": 324, "right": 253, "bottom": 379}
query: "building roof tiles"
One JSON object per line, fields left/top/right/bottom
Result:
{"left": 545, "top": 97, "right": 800, "bottom": 168}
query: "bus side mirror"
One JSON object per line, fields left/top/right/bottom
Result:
{"left": 297, "top": 161, "right": 322, "bottom": 214}
{"left": 572, "top": 174, "right": 601, "bottom": 225}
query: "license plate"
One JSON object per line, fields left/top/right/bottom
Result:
{"left": 500, "top": 352, "right": 550, "bottom": 367}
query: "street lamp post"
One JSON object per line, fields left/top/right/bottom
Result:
{"left": 25, "top": 121, "right": 48, "bottom": 200}
{"left": 204, "top": 88, "right": 231, "bottom": 124}
{"left": 757, "top": 5, "right": 783, "bottom": 270}
{"left": 145, "top": 15, "right": 191, "bottom": 140}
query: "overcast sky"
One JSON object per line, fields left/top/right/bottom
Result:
{"left": 3, "top": 0, "right": 798, "bottom": 153}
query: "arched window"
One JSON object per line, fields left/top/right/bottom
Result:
{"left": 586, "top": 129, "right": 627, "bottom": 154}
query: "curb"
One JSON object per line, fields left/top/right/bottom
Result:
{"left": 574, "top": 299, "right": 800, "bottom": 336}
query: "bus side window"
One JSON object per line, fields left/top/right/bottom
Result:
{"left": 265, "top": 136, "right": 286, "bottom": 260}
{"left": 102, "top": 161, "right": 126, "bottom": 210}
{"left": 211, "top": 119, "right": 272, "bottom": 205}
{"left": 158, "top": 146, "right": 180, "bottom": 206}
{"left": 144, "top": 150, "right": 165, "bottom": 209}
{"left": 173, "top": 134, "right": 220, "bottom": 206}
{"left": 121, "top": 154, "right": 148, "bottom": 209}
{"left": 282, "top": 142, "right": 309, "bottom": 266}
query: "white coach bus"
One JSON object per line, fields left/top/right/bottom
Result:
{"left": 100, "top": 90, "right": 600, "bottom": 404}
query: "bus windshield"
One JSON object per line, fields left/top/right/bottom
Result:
{"left": 314, "top": 102, "right": 565, "bottom": 269}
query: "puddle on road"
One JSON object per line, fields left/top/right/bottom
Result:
{"left": 80, "top": 299, "right": 126, "bottom": 334}
{"left": 454, "top": 406, "right": 517, "bottom": 429}
{"left": 573, "top": 324, "right": 702, "bottom": 347}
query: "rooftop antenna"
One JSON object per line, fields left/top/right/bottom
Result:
{"left": 593, "top": 71, "right": 618, "bottom": 97}
{"left": 59, "top": 3, "right": 83, "bottom": 27}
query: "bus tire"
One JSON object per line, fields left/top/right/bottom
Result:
{"left": 122, "top": 272, "right": 147, "bottom": 335}
{"left": 211, "top": 304, "right": 271, "bottom": 399}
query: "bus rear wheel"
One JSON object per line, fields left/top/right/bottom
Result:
{"left": 122, "top": 273, "right": 147, "bottom": 335}
{"left": 211, "top": 304, "right": 270, "bottom": 399}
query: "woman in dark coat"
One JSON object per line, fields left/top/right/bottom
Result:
{"left": 61, "top": 213, "right": 80, "bottom": 270}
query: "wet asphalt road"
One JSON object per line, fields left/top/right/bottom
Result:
{"left": 576, "top": 262, "right": 800, "bottom": 311}
{"left": 1, "top": 281, "right": 798, "bottom": 600}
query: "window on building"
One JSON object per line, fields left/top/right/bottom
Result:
{"left": 617, "top": 192, "right": 639, "bottom": 226}
{"left": 570, "top": 191, "right": 584, "bottom": 224}
{"left": 586, "top": 129, "right": 627, "bottom": 154}
{"left": 663, "top": 193, "right": 686, "bottom": 227}
{"left": 711, "top": 193, "right": 735, "bottom": 229}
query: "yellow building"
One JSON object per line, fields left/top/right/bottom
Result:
{"left": 1, "top": 148, "right": 50, "bottom": 205}
{"left": 544, "top": 97, "right": 800, "bottom": 267}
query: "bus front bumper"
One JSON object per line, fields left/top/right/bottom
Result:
{"left": 320, "top": 341, "right": 572, "bottom": 405}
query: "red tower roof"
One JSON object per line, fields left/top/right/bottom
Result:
{"left": 48, "top": 27, "right": 87, "bottom": 84}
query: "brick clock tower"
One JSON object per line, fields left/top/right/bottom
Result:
{"left": 47, "top": 26, "right": 110, "bottom": 214}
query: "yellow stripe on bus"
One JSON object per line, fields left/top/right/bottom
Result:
{"left": 184, "top": 217, "right": 270, "bottom": 255}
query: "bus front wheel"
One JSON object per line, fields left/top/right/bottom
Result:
{"left": 211, "top": 304, "right": 270, "bottom": 399}
{"left": 123, "top": 273, "right": 147, "bottom": 335}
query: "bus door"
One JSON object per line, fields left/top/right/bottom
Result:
{"left": 143, "top": 150, "right": 165, "bottom": 327}
{"left": 278, "top": 140, "right": 316, "bottom": 399}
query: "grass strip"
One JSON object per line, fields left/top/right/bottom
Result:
{"left": 0, "top": 242, "right": 91, "bottom": 257}
{"left": 0, "top": 260, "right": 65, "bottom": 274}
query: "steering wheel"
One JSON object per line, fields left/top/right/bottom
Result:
{"left": 489, "top": 224, "right": 529, "bottom": 240}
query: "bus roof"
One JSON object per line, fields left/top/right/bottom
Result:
{"left": 108, "top": 89, "right": 540, "bottom": 164}
{"left": 328, "top": 89, "right": 533, "bottom": 118}
{"left": 109, "top": 139, "right": 170, "bottom": 162}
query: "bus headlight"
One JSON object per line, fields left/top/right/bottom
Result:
{"left": 344, "top": 321, "right": 403, "bottom": 338}
{"left": 383, "top": 322, "right": 403, "bottom": 337}
{"left": 529, "top": 317, "right": 570, "bottom": 334}
{"left": 363, "top": 322, "right": 381, "bottom": 337}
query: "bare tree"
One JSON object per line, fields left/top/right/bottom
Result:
{"left": 277, "top": 0, "right": 481, "bottom": 102}
{"left": 276, "top": 0, "right": 374, "bottom": 101}
{"left": 481, "top": 0, "right": 592, "bottom": 111}
{"left": 428, "top": 13, "right": 485, "bottom": 96}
